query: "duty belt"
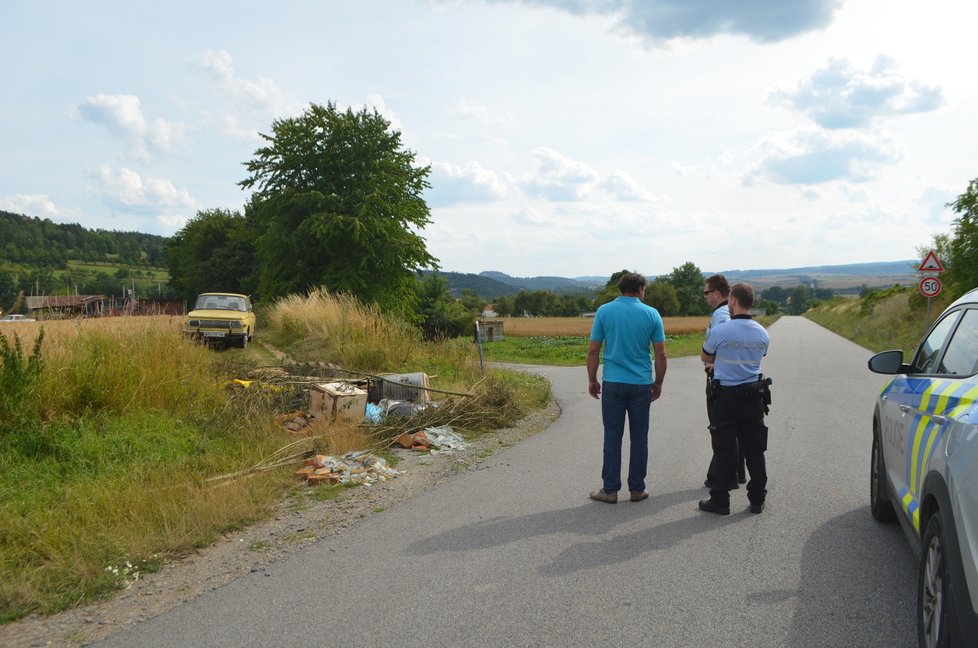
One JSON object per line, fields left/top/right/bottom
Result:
{"left": 711, "top": 376, "right": 773, "bottom": 413}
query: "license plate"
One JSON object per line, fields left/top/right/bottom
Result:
{"left": 202, "top": 331, "right": 226, "bottom": 338}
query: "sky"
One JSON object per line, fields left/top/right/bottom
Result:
{"left": 1, "top": 0, "right": 975, "bottom": 278}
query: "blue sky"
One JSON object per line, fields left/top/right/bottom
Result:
{"left": 1, "top": 1, "right": 974, "bottom": 278}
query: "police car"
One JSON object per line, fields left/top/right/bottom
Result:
{"left": 868, "top": 287, "right": 978, "bottom": 647}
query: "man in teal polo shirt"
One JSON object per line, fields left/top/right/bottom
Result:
{"left": 587, "top": 272, "right": 668, "bottom": 503}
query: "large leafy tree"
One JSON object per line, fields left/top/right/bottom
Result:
{"left": 944, "top": 178, "right": 978, "bottom": 298}
{"left": 663, "top": 261, "right": 709, "bottom": 315}
{"left": 644, "top": 278, "right": 679, "bottom": 315}
{"left": 240, "top": 102, "right": 437, "bottom": 317}
{"left": 165, "top": 209, "right": 256, "bottom": 303}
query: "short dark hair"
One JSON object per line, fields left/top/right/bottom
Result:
{"left": 705, "top": 274, "right": 730, "bottom": 297}
{"left": 618, "top": 272, "right": 647, "bottom": 294}
{"left": 729, "top": 282, "right": 755, "bottom": 308}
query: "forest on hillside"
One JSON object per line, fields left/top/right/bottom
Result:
{"left": 0, "top": 211, "right": 170, "bottom": 309}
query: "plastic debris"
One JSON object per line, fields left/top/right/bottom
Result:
{"left": 364, "top": 402, "right": 384, "bottom": 423}
{"left": 381, "top": 398, "right": 433, "bottom": 418}
{"left": 421, "top": 425, "right": 468, "bottom": 454}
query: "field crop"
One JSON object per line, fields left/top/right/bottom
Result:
{"left": 489, "top": 316, "right": 711, "bottom": 337}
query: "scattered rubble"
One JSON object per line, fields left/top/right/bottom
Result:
{"left": 293, "top": 451, "right": 401, "bottom": 486}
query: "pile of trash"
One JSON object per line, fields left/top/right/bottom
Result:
{"left": 396, "top": 425, "right": 468, "bottom": 453}
{"left": 294, "top": 451, "right": 401, "bottom": 486}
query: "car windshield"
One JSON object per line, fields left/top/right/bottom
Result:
{"left": 195, "top": 296, "right": 245, "bottom": 311}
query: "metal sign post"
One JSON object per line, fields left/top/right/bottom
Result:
{"left": 917, "top": 251, "right": 945, "bottom": 332}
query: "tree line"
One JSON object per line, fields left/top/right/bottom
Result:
{"left": 5, "top": 98, "right": 976, "bottom": 333}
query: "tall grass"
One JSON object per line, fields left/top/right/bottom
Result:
{"left": 0, "top": 318, "right": 293, "bottom": 621}
{"left": 265, "top": 288, "right": 485, "bottom": 391}
{"left": 1, "top": 297, "right": 551, "bottom": 622}
{"left": 806, "top": 292, "right": 940, "bottom": 355}
{"left": 267, "top": 288, "right": 420, "bottom": 371}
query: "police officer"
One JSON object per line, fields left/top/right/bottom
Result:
{"left": 702, "top": 274, "right": 746, "bottom": 490}
{"left": 698, "top": 282, "right": 771, "bottom": 515}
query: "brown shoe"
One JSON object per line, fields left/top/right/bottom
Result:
{"left": 589, "top": 489, "right": 618, "bottom": 503}
{"left": 629, "top": 491, "right": 649, "bottom": 502}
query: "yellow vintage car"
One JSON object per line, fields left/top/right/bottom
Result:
{"left": 183, "top": 292, "right": 256, "bottom": 348}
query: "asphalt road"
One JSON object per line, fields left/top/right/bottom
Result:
{"left": 96, "top": 316, "right": 917, "bottom": 648}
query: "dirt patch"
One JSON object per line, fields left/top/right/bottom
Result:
{"left": 0, "top": 401, "right": 558, "bottom": 648}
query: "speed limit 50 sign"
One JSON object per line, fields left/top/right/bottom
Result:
{"left": 919, "top": 276, "right": 942, "bottom": 298}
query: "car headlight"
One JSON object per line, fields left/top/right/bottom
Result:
{"left": 229, "top": 321, "right": 242, "bottom": 329}
{"left": 188, "top": 319, "right": 200, "bottom": 327}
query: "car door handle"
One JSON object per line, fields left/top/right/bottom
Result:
{"left": 899, "top": 405, "right": 911, "bottom": 414}
{"left": 932, "top": 414, "right": 948, "bottom": 425}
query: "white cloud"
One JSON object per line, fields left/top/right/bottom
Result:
{"left": 769, "top": 56, "right": 944, "bottom": 129}
{"left": 196, "top": 49, "right": 299, "bottom": 118}
{"left": 85, "top": 165, "right": 198, "bottom": 211}
{"left": 0, "top": 194, "right": 83, "bottom": 220}
{"left": 744, "top": 128, "right": 903, "bottom": 186}
{"left": 515, "top": 149, "right": 655, "bottom": 202}
{"left": 510, "top": 206, "right": 557, "bottom": 227}
{"left": 449, "top": 98, "right": 517, "bottom": 125}
{"left": 599, "top": 170, "right": 657, "bottom": 201}
{"left": 75, "top": 94, "right": 185, "bottom": 162}
{"left": 516, "top": 147, "right": 599, "bottom": 201}
{"left": 428, "top": 161, "right": 507, "bottom": 206}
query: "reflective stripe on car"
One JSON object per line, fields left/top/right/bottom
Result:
{"left": 899, "top": 380, "right": 978, "bottom": 531}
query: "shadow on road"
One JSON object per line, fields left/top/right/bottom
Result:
{"left": 776, "top": 507, "right": 915, "bottom": 648}
{"left": 407, "top": 487, "right": 753, "bottom": 574}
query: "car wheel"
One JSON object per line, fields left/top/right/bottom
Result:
{"left": 870, "top": 423, "right": 896, "bottom": 522}
{"left": 918, "top": 511, "right": 953, "bottom": 648}
{"left": 238, "top": 331, "right": 248, "bottom": 349}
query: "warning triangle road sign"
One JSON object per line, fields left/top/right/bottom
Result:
{"left": 919, "top": 250, "right": 945, "bottom": 272}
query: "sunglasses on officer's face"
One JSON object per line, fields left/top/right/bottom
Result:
{"left": 703, "top": 289, "right": 716, "bottom": 295}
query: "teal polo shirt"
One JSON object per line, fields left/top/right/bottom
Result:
{"left": 590, "top": 296, "right": 666, "bottom": 385}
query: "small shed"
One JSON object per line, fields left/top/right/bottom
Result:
{"left": 475, "top": 319, "right": 505, "bottom": 342}
{"left": 26, "top": 295, "right": 106, "bottom": 318}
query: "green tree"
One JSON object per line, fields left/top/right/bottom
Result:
{"left": 413, "top": 273, "right": 473, "bottom": 339}
{"left": 644, "top": 278, "right": 679, "bottom": 315}
{"left": 596, "top": 269, "right": 634, "bottom": 305}
{"left": 165, "top": 209, "right": 256, "bottom": 303}
{"left": 663, "top": 262, "right": 708, "bottom": 315}
{"left": 944, "top": 178, "right": 978, "bottom": 298}
{"left": 788, "top": 285, "right": 811, "bottom": 314}
{"left": 240, "top": 102, "right": 437, "bottom": 318}
{"left": 0, "top": 270, "right": 16, "bottom": 313}
{"left": 459, "top": 288, "right": 483, "bottom": 312}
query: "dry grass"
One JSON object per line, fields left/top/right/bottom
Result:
{"left": 492, "top": 316, "right": 711, "bottom": 337}
{"left": 266, "top": 289, "right": 420, "bottom": 371}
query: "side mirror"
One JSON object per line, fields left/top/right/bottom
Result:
{"left": 868, "top": 349, "right": 906, "bottom": 375}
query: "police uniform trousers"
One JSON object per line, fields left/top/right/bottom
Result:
{"left": 708, "top": 386, "right": 768, "bottom": 508}
{"left": 706, "top": 378, "right": 746, "bottom": 486}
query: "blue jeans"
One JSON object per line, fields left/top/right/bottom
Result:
{"left": 601, "top": 381, "right": 653, "bottom": 493}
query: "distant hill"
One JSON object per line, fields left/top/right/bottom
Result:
{"left": 480, "top": 271, "right": 604, "bottom": 293}
{"left": 714, "top": 260, "right": 918, "bottom": 291}
{"left": 418, "top": 271, "right": 521, "bottom": 298}
{"left": 431, "top": 261, "right": 920, "bottom": 299}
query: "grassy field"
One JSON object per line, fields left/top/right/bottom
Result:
{"left": 492, "top": 316, "right": 711, "bottom": 337}
{"left": 66, "top": 260, "right": 169, "bottom": 282}
{"left": 805, "top": 292, "right": 941, "bottom": 356}
{"left": 475, "top": 315, "right": 782, "bottom": 366}
{"left": 0, "top": 295, "right": 550, "bottom": 622}
{"left": 476, "top": 334, "right": 707, "bottom": 366}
